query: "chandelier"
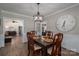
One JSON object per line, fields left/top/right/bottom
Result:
{"left": 33, "top": 3, "right": 43, "bottom": 21}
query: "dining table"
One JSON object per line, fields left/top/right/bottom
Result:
{"left": 33, "top": 36, "right": 53, "bottom": 56}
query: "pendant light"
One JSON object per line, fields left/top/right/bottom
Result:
{"left": 33, "top": 3, "right": 43, "bottom": 21}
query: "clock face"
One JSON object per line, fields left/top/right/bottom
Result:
{"left": 56, "top": 15, "right": 76, "bottom": 32}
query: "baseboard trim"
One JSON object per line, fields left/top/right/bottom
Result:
{"left": 62, "top": 47, "right": 79, "bottom": 54}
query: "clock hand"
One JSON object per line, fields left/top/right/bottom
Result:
{"left": 62, "top": 20, "right": 66, "bottom": 28}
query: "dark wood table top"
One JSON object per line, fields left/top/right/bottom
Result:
{"left": 34, "top": 38, "right": 53, "bottom": 47}
{"left": 33, "top": 37, "right": 53, "bottom": 56}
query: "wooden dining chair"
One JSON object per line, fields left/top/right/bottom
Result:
{"left": 47, "top": 33, "right": 63, "bottom": 56}
{"left": 46, "top": 31, "right": 53, "bottom": 39}
{"left": 28, "top": 36, "right": 42, "bottom": 56}
{"left": 27, "top": 32, "right": 31, "bottom": 55}
{"left": 27, "top": 32, "right": 42, "bottom": 56}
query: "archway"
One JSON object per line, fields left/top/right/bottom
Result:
{"left": 3, "top": 17, "right": 25, "bottom": 47}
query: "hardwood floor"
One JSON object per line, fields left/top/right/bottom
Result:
{"left": 61, "top": 48, "right": 79, "bottom": 56}
{"left": 0, "top": 36, "right": 79, "bottom": 56}
{"left": 0, "top": 36, "right": 28, "bottom": 56}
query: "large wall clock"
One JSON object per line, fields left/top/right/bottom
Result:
{"left": 56, "top": 14, "right": 76, "bottom": 32}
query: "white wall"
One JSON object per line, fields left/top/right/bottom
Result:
{"left": 4, "top": 19, "right": 24, "bottom": 33}
{"left": 0, "top": 10, "right": 4, "bottom": 48}
{"left": 44, "top": 4, "right": 79, "bottom": 52}
{"left": 0, "top": 34, "right": 4, "bottom": 48}
{"left": 2, "top": 10, "right": 34, "bottom": 33}
{"left": 63, "top": 34, "right": 79, "bottom": 52}
{"left": 2, "top": 10, "right": 34, "bottom": 43}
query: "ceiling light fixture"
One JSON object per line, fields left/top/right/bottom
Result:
{"left": 33, "top": 3, "right": 43, "bottom": 21}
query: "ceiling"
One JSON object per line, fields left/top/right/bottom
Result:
{"left": 0, "top": 3, "right": 77, "bottom": 17}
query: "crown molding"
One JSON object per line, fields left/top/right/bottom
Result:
{"left": 44, "top": 4, "right": 79, "bottom": 18}
{"left": 1, "top": 10, "right": 32, "bottom": 18}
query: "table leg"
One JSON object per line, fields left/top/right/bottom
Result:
{"left": 42, "top": 47, "right": 47, "bottom": 56}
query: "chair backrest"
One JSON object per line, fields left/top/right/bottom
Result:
{"left": 27, "top": 32, "right": 31, "bottom": 50}
{"left": 51, "top": 33, "right": 63, "bottom": 56}
{"left": 27, "top": 31, "right": 36, "bottom": 38}
{"left": 56, "top": 33, "right": 63, "bottom": 47}
{"left": 28, "top": 36, "right": 35, "bottom": 50}
{"left": 30, "top": 31, "right": 36, "bottom": 37}
{"left": 46, "top": 31, "right": 53, "bottom": 39}
{"left": 46, "top": 31, "right": 53, "bottom": 36}
{"left": 27, "top": 32, "right": 31, "bottom": 38}
{"left": 27, "top": 32, "right": 35, "bottom": 50}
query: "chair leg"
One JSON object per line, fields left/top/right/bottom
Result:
{"left": 58, "top": 47, "right": 61, "bottom": 56}
{"left": 28, "top": 49, "right": 30, "bottom": 56}
{"left": 32, "top": 49, "right": 42, "bottom": 56}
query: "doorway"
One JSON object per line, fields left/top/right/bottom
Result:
{"left": 3, "top": 17, "right": 25, "bottom": 47}
{"left": 18, "top": 26, "right": 22, "bottom": 36}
